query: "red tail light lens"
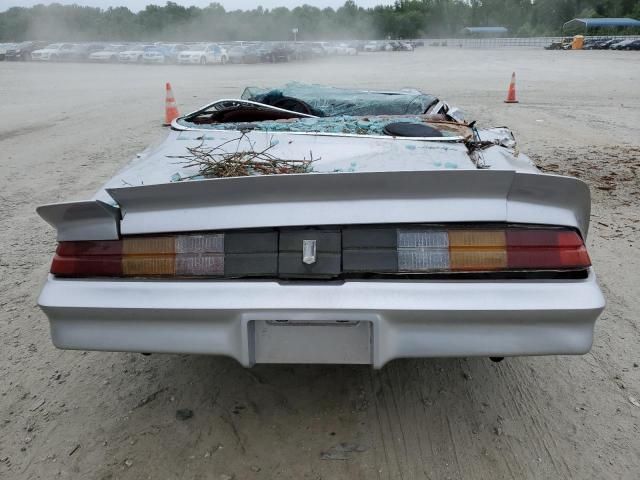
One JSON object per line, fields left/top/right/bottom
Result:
{"left": 52, "top": 240, "right": 123, "bottom": 276}
{"left": 505, "top": 230, "right": 590, "bottom": 269}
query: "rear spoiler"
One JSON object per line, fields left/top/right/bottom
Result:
{"left": 37, "top": 170, "right": 591, "bottom": 241}
{"left": 112, "top": 170, "right": 590, "bottom": 237}
{"left": 36, "top": 200, "right": 120, "bottom": 241}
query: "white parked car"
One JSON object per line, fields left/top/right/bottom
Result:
{"left": 118, "top": 45, "right": 154, "bottom": 63}
{"left": 31, "top": 43, "right": 74, "bottom": 61}
{"left": 319, "top": 42, "right": 339, "bottom": 55}
{"left": 36, "top": 84, "right": 604, "bottom": 367}
{"left": 363, "top": 41, "right": 379, "bottom": 52}
{"left": 398, "top": 41, "right": 414, "bottom": 51}
{"left": 142, "top": 44, "right": 187, "bottom": 64}
{"left": 335, "top": 43, "right": 358, "bottom": 56}
{"left": 88, "top": 44, "right": 128, "bottom": 63}
{"left": 177, "top": 43, "right": 229, "bottom": 65}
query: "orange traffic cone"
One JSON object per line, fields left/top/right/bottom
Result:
{"left": 504, "top": 72, "right": 518, "bottom": 103}
{"left": 163, "top": 82, "right": 180, "bottom": 125}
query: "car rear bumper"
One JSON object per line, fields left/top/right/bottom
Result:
{"left": 38, "top": 271, "right": 605, "bottom": 368}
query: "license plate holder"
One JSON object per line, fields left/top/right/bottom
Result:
{"left": 250, "top": 320, "right": 372, "bottom": 365}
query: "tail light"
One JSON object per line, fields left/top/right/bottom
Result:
{"left": 51, "top": 226, "right": 591, "bottom": 279}
{"left": 395, "top": 227, "right": 590, "bottom": 272}
{"left": 343, "top": 226, "right": 590, "bottom": 274}
{"left": 52, "top": 234, "right": 225, "bottom": 277}
{"left": 51, "top": 232, "right": 279, "bottom": 278}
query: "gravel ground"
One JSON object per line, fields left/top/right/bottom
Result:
{"left": 0, "top": 48, "right": 639, "bottom": 480}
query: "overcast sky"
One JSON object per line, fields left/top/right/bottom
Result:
{"left": 0, "top": 0, "right": 394, "bottom": 12}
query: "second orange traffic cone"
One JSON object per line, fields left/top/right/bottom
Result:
{"left": 163, "top": 82, "right": 180, "bottom": 125}
{"left": 504, "top": 72, "right": 518, "bottom": 103}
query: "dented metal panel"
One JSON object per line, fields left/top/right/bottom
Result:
{"left": 93, "top": 130, "right": 482, "bottom": 204}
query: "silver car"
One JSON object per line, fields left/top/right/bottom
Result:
{"left": 31, "top": 43, "right": 74, "bottom": 61}
{"left": 118, "top": 45, "right": 154, "bottom": 63}
{"left": 36, "top": 84, "right": 605, "bottom": 367}
{"left": 88, "top": 44, "right": 128, "bottom": 62}
{"left": 177, "top": 43, "right": 229, "bottom": 65}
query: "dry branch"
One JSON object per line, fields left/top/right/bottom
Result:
{"left": 169, "top": 132, "right": 316, "bottom": 179}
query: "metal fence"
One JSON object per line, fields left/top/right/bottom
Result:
{"left": 419, "top": 36, "right": 640, "bottom": 49}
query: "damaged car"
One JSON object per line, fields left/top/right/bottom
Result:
{"left": 36, "top": 83, "right": 605, "bottom": 368}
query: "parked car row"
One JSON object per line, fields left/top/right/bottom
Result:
{"left": 545, "top": 37, "right": 640, "bottom": 50}
{"left": 1, "top": 41, "right": 48, "bottom": 60}
{"left": 363, "top": 40, "right": 416, "bottom": 52}
{"left": 1, "top": 39, "right": 424, "bottom": 64}
{"left": 583, "top": 37, "right": 640, "bottom": 50}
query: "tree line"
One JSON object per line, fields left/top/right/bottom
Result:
{"left": 1, "top": 0, "right": 639, "bottom": 42}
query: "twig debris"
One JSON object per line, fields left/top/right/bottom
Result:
{"left": 170, "top": 132, "right": 315, "bottom": 179}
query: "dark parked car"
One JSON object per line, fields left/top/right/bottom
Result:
{"left": 243, "top": 45, "right": 264, "bottom": 64}
{"left": 0, "top": 44, "right": 12, "bottom": 61}
{"left": 292, "top": 43, "right": 314, "bottom": 61}
{"left": 626, "top": 39, "right": 640, "bottom": 50}
{"left": 309, "top": 42, "right": 328, "bottom": 57}
{"left": 5, "top": 41, "right": 48, "bottom": 61}
{"left": 254, "top": 43, "right": 276, "bottom": 62}
{"left": 581, "top": 38, "right": 599, "bottom": 50}
{"left": 228, "top": 46, "right": 250, "bottom": 64}
{"left": 610, "top": 38, "right": 638, "bottom": 50}
{"left": 271, "top": 43, "right": 295, "bottom": 62}
{"left": 593, "top": 39, "right": 617, "bottom": 50}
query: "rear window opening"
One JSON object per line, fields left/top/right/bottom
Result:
{"left": 183, "top": 101, "right": 309, "bottom": 125}
{"left": 177, "top": 99, "right": 468, "bottom": 139}
{"left": 173, "top": 83, "right": 466, "bottom": 138}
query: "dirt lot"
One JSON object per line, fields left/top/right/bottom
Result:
{"left": 1, "top": 48, "right": 639, "bottom": 480}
